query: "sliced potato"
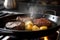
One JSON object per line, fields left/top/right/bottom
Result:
{"left": 40, "top": 26, "right": 48, "bottom": 30}
{"left": 32, "top": 25, "right": 40, "bottom": 31}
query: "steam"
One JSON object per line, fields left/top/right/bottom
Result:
{"left": 29, "top": 6, "right": 38, "bottom": 19}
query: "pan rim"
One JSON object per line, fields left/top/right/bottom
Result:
{"left": 0, "top": 13, "right": 58, "bottom": 32}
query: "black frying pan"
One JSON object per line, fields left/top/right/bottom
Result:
{"left": 0, "top": 13, "right": 59, "bottom": 39}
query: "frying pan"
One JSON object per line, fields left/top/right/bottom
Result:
{"left": 0, "top": 13, "right": 60, "bottom": 39}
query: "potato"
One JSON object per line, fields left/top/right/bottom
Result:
{"left": 25, "top": 21, "right": 34, "bottom": 30}
{"left": 25, "top": 24, "right": 32, "bottom": 30}
{"left": 32, "top": 25, "right": 40, "bottom": 31}
{"left": 40, "top": 26, "right": 47, "bottom": 30}
{"left": 25, "top": 21, "right": 33, "bottom": 26}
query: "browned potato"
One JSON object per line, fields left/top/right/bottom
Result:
{"left": 32, "top": 25, "right": 40, "bottom": 31}
{"left": 25, "top": 24, "right": 32, "bottom": 30}
{"left": 40, "top": 26, "right": 48, "bottom": 30}
{"left": 25, "top": 21, "right": 33, "bottom": 26}
{"left": 25, "top": 21, "right": 33, "bottom": 30}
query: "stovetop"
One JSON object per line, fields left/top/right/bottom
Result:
{"left": 0, "top": 0, "right": 60, "bottom": 40}
{"left": 0, "top": 32, "right": 58, "bottom": 40}
{"left": 0, "top": 7, "right": 60, "bottom": 40}
{"left": 0, "top": 11, "right": 59, "bottom": 40}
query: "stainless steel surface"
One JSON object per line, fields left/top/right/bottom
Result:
{"left": 2, "top": 36, "right": 10, "bottom": 40}
{"left": 1, "top": 11, "right": 24, "bottom": 14}
{"left": 4, "top": 0, "right": 16, "bottom": 9}
{"left": 0, "top": 11, "right": 25, "bottom": 18}
{"left": 43, "top": 10, "right": 60, "bottom": 25}
{"left": 56, "top": 29, "right": 60, "bottom": 40}
{"left": 46, "top": 15, "right": 58, "bottom": 22}
{"left": 45, "top": 14, "right": 60, "bottom": 25}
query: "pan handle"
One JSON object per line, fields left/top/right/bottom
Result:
{"left": 44, "top": 10, "right": 56, "bottom": 15}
